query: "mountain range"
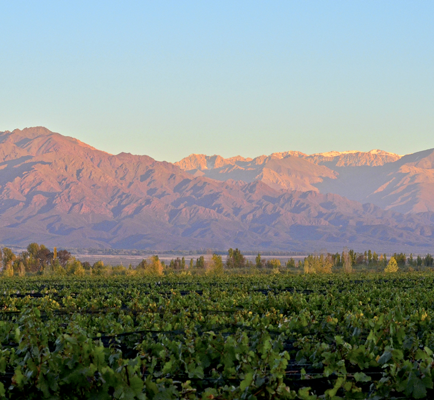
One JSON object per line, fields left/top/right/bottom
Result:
{"left": 176, "top": 149, "right": 434, "bottom": 214}
{"left": 0, "top": 127, "right": 433, "bottom": 252}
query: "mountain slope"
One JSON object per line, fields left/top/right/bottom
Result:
{"left": 175, "top": 153, "right": 338, "bottom": 191}
{"left": 313, "top": 149, "right": 434, "bottom": 214}
{"left": 303, "top": 149, "right": 402, "bottom": 167}
{"left": 176, "top": 149, "right": 434, "bottom": 214}
{"left": 0, "top": 127, "right": 433, "bottom": 251}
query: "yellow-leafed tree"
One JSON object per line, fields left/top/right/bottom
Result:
{"left": 385, "top": 256, "right": 399, "bottom": 273}
{"left": 143, "top": 256, "right": 164, "bottom": 276}
{"left": 303, "top": 258, "right": 310, "bottom": 274}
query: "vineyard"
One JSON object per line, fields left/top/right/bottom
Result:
{"left": 0, "top": 273, "right": 434, "bottom": 399}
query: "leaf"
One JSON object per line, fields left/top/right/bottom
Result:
{"left": 188, "top": 365, "right": 204, "bottom": 379}
{"left": 354, "top": 372, "right": 371, "bottom": 382}
{"left": 415, "top": 349, "right": 429, "bottom": 361}
{"left": 377, "top": 351, "right": 392, "bottom": 365}
{"left": 325, "top": 376, "right": 344, "bottom": 398}
{"left": 0, "top": 357, "right": 6, "bottom": 374}
{"left": 298, "top": 387, "right": 312, "bottom": 399}
{"left": 391, "top": 349, "right": 403, "bottom": 360}
{"left": 15, "top": 327, "right": 21, "bottom": 342}
{"left": 129, "top": 375, "right": 144, "bottom": 395}
{"left": 13, "top": 368, "right": 24, "bottom": 387}
{"left": 240, "top": 371, "right": 254, "bottom": 391}
{"left": 367, "top": 330, "right": 376, "bottom": 341}
{"left": 335, "top": 336, "right": 344, "bottom": 345}
{"left": 412, "top": 379, "right": 428, "bottom": 399}
{"left": 422, "top": 375, "right": 433, "bottom": 390}
{"left": 202, "top": 388, "right": 218, "bottom": 399}
{"left": 145, "top": 378, "right": 158, "bottom": 395}
{"left": 162, "top": 360, "right": 173, "bottom": 374}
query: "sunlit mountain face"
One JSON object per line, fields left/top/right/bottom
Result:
{"left": 176, "top": 149, "right": 434, "bottom": 214}
{"left": 0, "top": 127, "right": 433, "bottom": 251}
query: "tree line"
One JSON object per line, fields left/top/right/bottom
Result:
{"left": 1, "top": 244, "right": 433, "bottom": 277}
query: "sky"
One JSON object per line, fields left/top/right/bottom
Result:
{"left": 1, "top": 1, "right": 433, "bottom": 162}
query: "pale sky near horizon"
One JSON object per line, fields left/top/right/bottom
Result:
{"left": 1, "top": 1, "right": 433, "bottom": 162}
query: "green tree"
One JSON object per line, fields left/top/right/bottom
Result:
{"left": 1, "top": 248, "right": 15, "bottom": 276}
{"left": 170, "top": 257, "right": 183, "bottom": 270}
{"left": 136, "top": 259, "right": 148, "bottom": 272}
{"left": 82, "top": 261, "right": 92, "bottom": 270}
{"left": 207, "top": 254, "right": 224, "bottom": 275}
{"left": 348, "top": 250, "right": 356, "bottom": 265}
{"left": 67, "top": 259, "right": 85, "bottom": 276}
{"left": 27, "top": 243, "right": 40, "bottom": 258}
{"left": 266, "top": 259, "right": 281, "bottom": 269}
{"left": 408, "top": 253, "right": 414, "bottom": 266}
{"left": 226, "top": 248, "right": 246, "bottom": 269}
{"left": 52, "top": 259, "right": 66, "bottom": 275}
{"left": 196, "top": 256, "right": 205, "bottom": 269}
{"left": 2, "top": 247, "right": 16, "bottom": 269}
{"left": 393, "top": 253, "right": 406, "bottom": 266}
{"left": 112, "top": 265, "right": 128, "bottom": 275}
{"left": 92, "top": 260, "right": 107, "bottom": 275}
{"left": 286, "top": 258, "right": 295, "bottom": 268}
{"left": 255, "top": 253, "right": 263, "bottom": 269}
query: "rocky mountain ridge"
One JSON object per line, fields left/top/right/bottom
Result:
{"left": 0, "top": 127, "right": 433, "bottom": 251}
{"left": 176, "top": 149, "right": 434, "bottom": 214}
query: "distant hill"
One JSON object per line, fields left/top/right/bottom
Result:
{"left": 176, "top": 149, "right": 434, "bottom": 214}
{"left": 0, "top": 127, "right": 433, "bottom": 251}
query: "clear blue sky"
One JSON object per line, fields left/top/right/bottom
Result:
{"left": 1, "top": 1, "right": 433, "bottom": 161}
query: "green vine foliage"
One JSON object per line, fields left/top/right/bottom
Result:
{"left": 0, "top": 273, "right": 434, "bottom": 398}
